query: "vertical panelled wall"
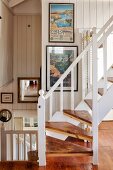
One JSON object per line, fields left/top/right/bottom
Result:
{"left": 42, "top": 0, "right": 82, "bottom": 114}
{"left": 13, "top": 15, "right": 41, "bottom": 111}
{"left": 76, "top": 0, "right": 113, "bottom": 29}
{"left": 0, "top": 1, "right": 13, "bottom": 87}
{"left": 0, "top": 15, "right": 41, "bottom": 117}
{"left": 42, "top": 0, "right": 113, "bottom": 112}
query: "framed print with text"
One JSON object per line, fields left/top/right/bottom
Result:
{"left": 49, "top": 3, "right": 74, "bottom": 43}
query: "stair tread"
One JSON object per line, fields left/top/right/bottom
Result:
{"left": 46, "top": 122, "right": 92, "bottom": 141}
{"left": 28, "top": 136, "right": 93, "bottom": 159}
{"left": 84, "top": 99, "right": 92, "bottom": 110}
{"left": 63, "top": 109, "right": 92, "bottom": 126}
{"left": 46, "top": 136, "right": 93, "bottom": 156}
{"left": 107, "top": 77, "right": 113, "bottom": 83}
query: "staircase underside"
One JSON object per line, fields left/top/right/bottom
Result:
{"left": 63, "top": 110, "right": 92, "bottom": 126}
{"left": 84, "top": 99, "right": 92, "bottom": 110}
{"left": 46, "top": 122, "right": 93, "bottom": 142}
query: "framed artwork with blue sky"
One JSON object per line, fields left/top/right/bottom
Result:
{"left": 49, "top": 3, "right": 74, "bottom": 43}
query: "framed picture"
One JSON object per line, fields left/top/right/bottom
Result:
{"left": 49, "top": 3, "right": 74, "bottom": 43}
{"left": 46, "top": 46, "right": 78, "bottom": 91}
{"left": 1, "top": 93, "right": 13, "bottom": 104}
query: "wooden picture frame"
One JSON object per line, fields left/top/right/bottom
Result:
{"left": 46, "top": 45, "right": 78, "bottom": 91}
{"left": 49, "top": 3, "right": 74, "bottom": 43}
{"left": 18, "top": 77, "right": 41, "bottom": 103}
{"left": 1, "top": 93, "right": 13, "bottom": 104}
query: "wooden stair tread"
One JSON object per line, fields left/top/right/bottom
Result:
{"left": 84, "top": 99, "right": 92, "bottom": 110}
{"left": 46, "top": 122, "right": 93, "bottom": 141}
{"left": 98, "top": 88, "right": 104, "bottom": 96}
{"left": 46, "top": 136, "right": 93, "bottom": 156}
{"left": 28, "top": 136, "right": 93, "bottom": 160}
{"left": 63, "top": 109, "right": 92, "bottom": 126}
{"left": 107, "top": 77, "right": 113, "bottom": 83}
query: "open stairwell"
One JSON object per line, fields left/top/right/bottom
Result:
{"left": 1, "top": 16, "right": 113, "bottom": 167}
{"left": 37, "top": 15, "right": 113, "bottom": 166}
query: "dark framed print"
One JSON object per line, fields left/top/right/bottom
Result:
{"left": 1, "top": 93, "right": 13, "bottom": 104}
{"left": 49, "top": 3, "right": 74, "bottom": 43}
{"left": 46, "top": 46, "right": 78, "bottom": 91}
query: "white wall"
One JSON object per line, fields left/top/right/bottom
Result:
{"left": 41, "top": 0, "right": 113, "bottom": 120}
{"left": 0, "top": 14, "right": 41, "bottom": 119}
{"left": 76, "top": 0, "right": 113, "bottom": 29}
{"left": 0, "top": 1, "right": 13, "bottom": 87}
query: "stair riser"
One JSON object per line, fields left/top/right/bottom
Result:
{"left": 46, "top": 128, "right": 93, "bottom": 142}
{"left": 64, "top": 112, "right": 92, "bottom": 127}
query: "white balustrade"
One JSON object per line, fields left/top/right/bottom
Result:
{"left": 1, "top": 125, "right": 38, "bottom": 161}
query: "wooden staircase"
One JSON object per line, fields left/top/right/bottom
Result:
{"left": 37, "top": 16, "right": 113, "bottom": 166}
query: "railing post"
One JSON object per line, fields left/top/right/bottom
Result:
{"left": 38, "top": 90, "right": 46, "bottom": 166}
{"left": 60, "top": 81, "right": 63, "bottom": 113}
{"left": 1, "top": 123, "right": 6, "bottom": 161}
{"left": 92, "top": 32, "right": 99, "bottom": 165}
{"left": 71, "top": 69, "right": 74, "bottom": 110}
{"left": 103, "top": 37, "right": 107, "bottom": 94}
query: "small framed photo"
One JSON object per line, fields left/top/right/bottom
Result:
{"left": 1, "top": 93, "right": 13, "bottom": 104}
{"left": 46, "top": 45, "right": 78, "bottom": 91}
{"left": 49, "top": 3, "right": 74, "bottom": 43}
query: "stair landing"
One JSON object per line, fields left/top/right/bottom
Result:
{"left": 63, "top": 110, "right": 92, "bottom": 126}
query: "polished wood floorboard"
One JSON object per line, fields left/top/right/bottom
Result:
{"left": 0, "top": 121, "right": 113, "bottom": 170}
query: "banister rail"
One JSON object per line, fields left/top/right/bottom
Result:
{"left": 38, "top": 15, "right": 113, "bottom": 166}
{"left": 45, "top": 41, "right": 93, "bottom": 100}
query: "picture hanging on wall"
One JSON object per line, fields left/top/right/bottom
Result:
{"left": 46, "top": 46, "right": 78, "bottom": 91}
{"left": 1, "top": 93, "right": 13, "bottom": 104}
{"left": 49, "top": 3, "right": 74, "bottom": 43}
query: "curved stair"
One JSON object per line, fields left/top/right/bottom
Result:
{"left": 28, "top": 136, "right": 93, "bottom": 161}
{"left": 46, "top": 122, "right": 92, "bottom": 142}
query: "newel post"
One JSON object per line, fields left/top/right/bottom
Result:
{"left": 38, "top": 90, "right": 46, "bottom": 166}
{"left": 92, "top": 30, "right": 99, "bottom": 165}
{"left": 1, "top": 123, "right": 6, "bottom": 161}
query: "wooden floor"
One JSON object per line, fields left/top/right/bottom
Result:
{"left": 0, "top": 121, "right": 113, "bottom": 170}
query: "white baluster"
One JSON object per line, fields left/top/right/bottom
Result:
{"left": 92, "top": 32, "right": 99, "bottom": 165}
{"left": 17, "top": 134, "right": 19, "bottom": 160}
{"left": 38, "top": 90, "right": 46, "bottom": 166}
{"left": 1, "top": 124, "right": 6, "bottom": 161}
{"left": 71, "top": 69, "right": 74, "bottom": 110}
{"left": 13, "top": 134, "right": 17, "bottom": 160}
{"left": 50, "top": 93, "right": 53, "bottom": 120}
{"left": 24, "top": 134, "right": 26, "bottom": 160}
{"left": 103, "top": 38, "right": 107, "bottom": 94}
{"left": 60, "top": 81, "right": 63, "bottom": 112}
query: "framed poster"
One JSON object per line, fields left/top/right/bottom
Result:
{"left": 1, "top": 93, "right": 13, "bottom": 104}
{"left": 49, "top": 3, "right": 74, "bottom": 43}
{"left": 46, "top": 46, "right": 78, "bottom": 91}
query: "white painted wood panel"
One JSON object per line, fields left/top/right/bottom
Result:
{"left": 83, "top": 0, "right": 90, "bottom": 29}
{"left": 90, "top": 0, "right": 97, "bottom": 28}
{"left": 0, "top": 14, "right": 41, "bottom": 114}
{"left": 0, "top": 1, "right": 13, "bottom": 87}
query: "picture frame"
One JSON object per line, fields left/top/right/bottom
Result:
{"left": 46, "top": 45, "right": 78, "bottom": 91}
{"left": 1, "top": 93, "right": 13, "bottom": 104}
{"left": 49, "top": 3, "right": 74, "bottom": 43}
{"left": 18, "top": 77, "right": 41, "bottom": 103}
